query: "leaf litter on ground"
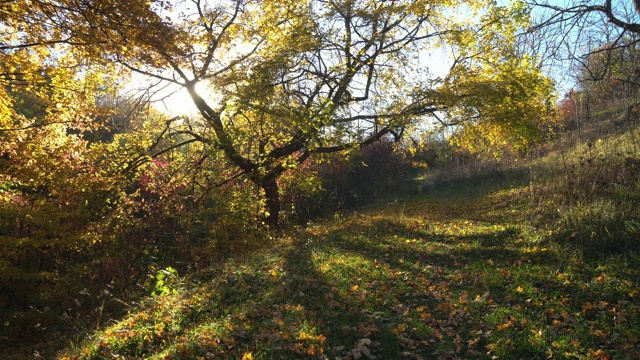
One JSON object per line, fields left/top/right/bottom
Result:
{"left": 60, "top": 185, "right": 640, "bottom": 359}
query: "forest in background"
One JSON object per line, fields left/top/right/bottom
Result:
{"left": 1, "top": 0, "right": 640, "bottom": 358}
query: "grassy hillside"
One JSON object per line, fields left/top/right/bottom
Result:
{"left": 47, "top": 164, "right": 639, "bottom": 359}
{"left": 6, "top": 108, "right": 640, "bottom": 359}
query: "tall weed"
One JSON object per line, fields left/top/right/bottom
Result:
{"left": 550, "top": 120, "right": 640, "bottom": 257}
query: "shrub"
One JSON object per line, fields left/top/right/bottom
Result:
{"left": 291, "top": 138, "right": 412, "bottom": 221}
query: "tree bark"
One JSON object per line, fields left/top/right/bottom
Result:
{"left": 260, "top": 176, "right": 280, "bottom": 228}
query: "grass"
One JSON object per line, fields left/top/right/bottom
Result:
{"left": 52, "top": 175, "right": 640, "bottom": 359}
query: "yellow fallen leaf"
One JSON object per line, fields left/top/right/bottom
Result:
{"left": 392, "top": 323, "right": 407, "bottom": 334}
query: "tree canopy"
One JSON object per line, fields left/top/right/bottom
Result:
{"left": 2, "top": 0, "right": 555, "bottom": 227}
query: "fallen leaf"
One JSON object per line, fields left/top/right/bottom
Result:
{"left": 355, "top": 338, "right": 370, "bottom": 347}
{"left": 392, "top": 324, "right": 407, "bottom": 334}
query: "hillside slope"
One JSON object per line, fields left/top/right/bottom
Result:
{"left": 51, "top": 177, "right": 640, "bottom": 359}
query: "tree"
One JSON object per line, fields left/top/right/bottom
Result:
{"left": 2, "top": 0, "right": 555, "bottom": 227}
{"left": 530, "top": 0, "right": 640, "bottom": 34}
{"left": 446, "top": 56, "right": 557, "bottom": 157}
{"left": 528, "top": 0, "right": 640, "bottom": 130}
{"left": 426, "top": 2, "right": 558, "bottom": 157}
{"left": 527, "top": 0, "right": 640, "bottom": 86}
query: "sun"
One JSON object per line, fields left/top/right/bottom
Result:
{"left": 156, "top": 82, "right": 209, "bottom": 117}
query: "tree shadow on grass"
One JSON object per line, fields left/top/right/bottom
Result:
{"left": 322, "top": 217, "right": 532, "bottom": 267}
{"left": 52, "top": 212, "right": 563, "bottom": 359}
{"left": 277, "top": 236, "right": 390, "bottom": 358}
{"left": 278, "top": 212, "right": 640, "bottom": 359}
{"left": 282, "top": 215, "right": 553, "bottom": 358}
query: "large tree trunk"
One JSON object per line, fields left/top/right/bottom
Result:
{"left": 260, "top": 177, "right": 280, "bottom": 228}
